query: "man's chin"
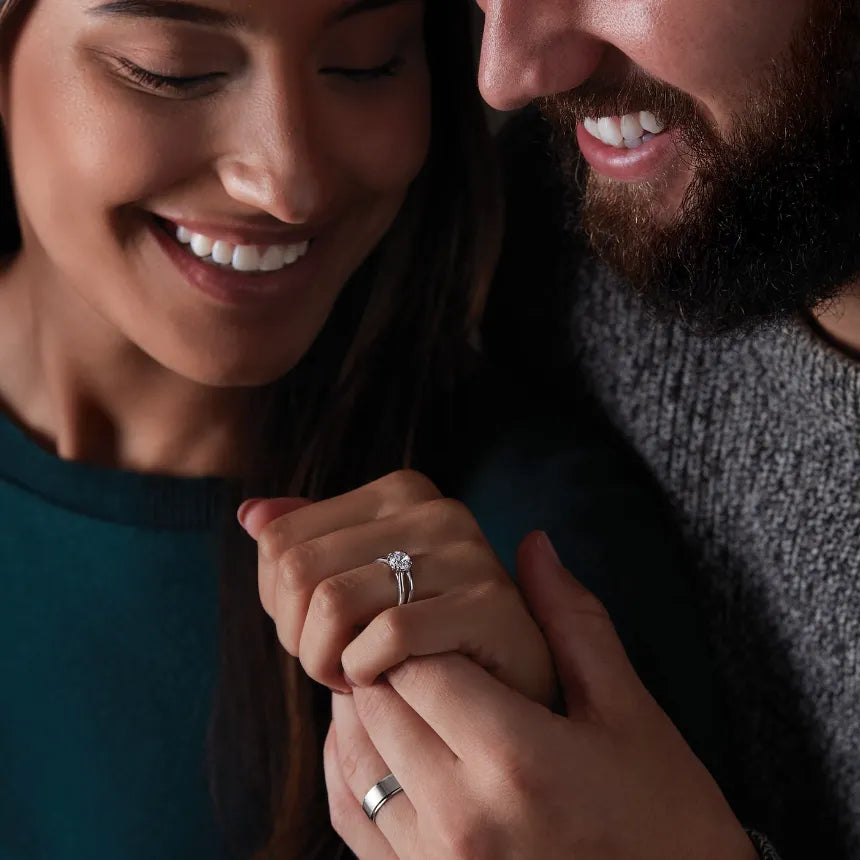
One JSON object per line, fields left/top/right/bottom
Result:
{"left": 586, "top": 164, "right": 693, "bottom": 229}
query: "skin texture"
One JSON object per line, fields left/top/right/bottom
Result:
{"left": 474, "top": 0, "right": 860, "bottom": 350}
{"left": 0, "top": 0, "right": 430, "bottom": 474}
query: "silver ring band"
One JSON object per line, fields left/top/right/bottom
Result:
{"left": 361, "top": 773, "right": 403, "bottom": 822}
{"left": 375, "top": 551, "right": 415, "bottom": 606}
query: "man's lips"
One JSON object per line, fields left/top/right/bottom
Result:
{"left": 576, "top": 122, "right": 681, "bottom": 183}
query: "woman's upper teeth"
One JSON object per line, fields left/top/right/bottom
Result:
{"left": 176, "top": 225, "right": 309, "bottom": 272}
{"left": 584, "top": 111, "right": 666, "bottom": 149}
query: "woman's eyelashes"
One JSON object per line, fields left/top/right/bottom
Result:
{"left": 320, "top": 56, "right": 406, "bottom": 81}
{"left": 115, "top": 58, "right": 225, "bottom": 95}
{"left": 114, "top": 55, "right": 407, "bottom": 97}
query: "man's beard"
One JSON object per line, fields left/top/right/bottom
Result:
{"left": 540, "top": 2, "right": 860, "bottom": 335}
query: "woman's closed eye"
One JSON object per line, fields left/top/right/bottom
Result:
{"left": 320, "top": 56, "right": 405, "bottom": 81}
{"left": 114, "top": 57, "right": 225, "bottom": 95}
{"left": 112, "top": 55, "right": 407, "bottom": 98}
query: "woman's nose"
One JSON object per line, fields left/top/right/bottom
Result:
{"left": 216, "top": 91, "right": 334, "bottom": 224}
{"left": 477, "top": 0, "right": 606, "bottom": 110}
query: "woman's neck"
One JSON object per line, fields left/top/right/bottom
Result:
{"left": 0, "top": 254, "right": 255, "bottom": 477}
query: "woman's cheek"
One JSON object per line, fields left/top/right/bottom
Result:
{"left": 331, "top": 84, "right": 431, "bottom": 196}
{"left": 66, "top": 84, "right": 211, "bottom": 210}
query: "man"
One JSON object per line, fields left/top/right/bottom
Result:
{"left": 324, "top": 1, "right": 858, "bottom": 857}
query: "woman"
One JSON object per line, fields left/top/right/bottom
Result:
{"left": 0, "top": 1, "right": 564, "bottom": 858}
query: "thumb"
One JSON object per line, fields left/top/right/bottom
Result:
{"left": 516, "top": 531, "right": 643, "bottom": 718}
{"left": 237, "top": 497, "right": 313, "bottom": 540}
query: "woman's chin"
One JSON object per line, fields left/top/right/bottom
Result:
{"left": 141, "top": 341, "right": 307, "bottom": 390}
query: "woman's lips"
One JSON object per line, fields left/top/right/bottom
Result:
{"left": 576, "top": 122, "right": 681, "bottom": 183}
{"left": 149, "top": 216, "right": 318, "bottom": 308}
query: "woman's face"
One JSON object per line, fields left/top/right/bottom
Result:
{"left": 1, "top": 0, "right": 430, "bottom": 385}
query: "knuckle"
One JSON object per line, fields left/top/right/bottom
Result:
{"left": 379, "top": 469, "right": 440, "bottom": 508}
{"left": 337, "top": 737, "right": 363, "bottom": 787}
{"left": 310, "top": 575, "right": 351, "bottom": 623}
{"left": 276, "top": 542, "right": 319, "bottom": 600}
{"left": 257, "top": 517, "right": 296, "bottom": 563}
{"left": 398, "top": 468, "right": 440, "bottom": 499}
{"left": 492, "top": 750, "right": 537, "bottom": 797}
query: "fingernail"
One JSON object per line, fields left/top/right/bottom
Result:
{"left": 236, "top": 498, "right": 265, "bottom": 534}
{"left": 538, "top": 531, "right": 561, "bottom": 565}
{"left": 343, "top": 672, "right": 357, "bottom": 688}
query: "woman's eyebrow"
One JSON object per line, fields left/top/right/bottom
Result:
{"left": 88, "top": 0, "right": 246, "bottom": 29}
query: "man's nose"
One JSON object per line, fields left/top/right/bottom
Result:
{"left": 217, "top": 90, "right": 334, "bottom": 224}
{"left": 477, "top": 0, "right": 606, "bottom": 111}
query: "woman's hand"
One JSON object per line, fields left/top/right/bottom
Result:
{"left": 238, "top": 470, "right": 556, "bottom": 705}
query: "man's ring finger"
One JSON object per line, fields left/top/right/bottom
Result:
{"left": 361, "top": 773, "right": 404, "bottom": 823}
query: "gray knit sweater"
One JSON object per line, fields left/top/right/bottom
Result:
{"left": 569, "top": 259, "right": 860, "bottom": 859}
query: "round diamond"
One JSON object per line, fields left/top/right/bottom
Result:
{"left": 386, "top": 551, "right": 412, "bottom": 573}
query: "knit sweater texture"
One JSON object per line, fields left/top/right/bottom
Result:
{"left": 490, "top": 112, "right": 859, "bottom": 860}
{"left": 569, "top": 259, "right": 860, "bottom": 859}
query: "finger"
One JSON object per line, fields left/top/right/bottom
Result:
{"left": 257, "top": 486, "right": 455, "bottom": 623}
{"left": 297, "top": 562, "right": 404, "bottom": 692}
{"left": 350, "top": 682, "right": 459, "bottom": 810}
{"left": 341, "top": 586, "right": 555, "bottom": 704}
{"left": 516, "top": 531, "right": 645, "bottom": 719}
{"left": 265, "top": 505, "right": 485, "bottom": 655}
{"left": 383, "top": 653, "right": 543, "bottom": 764}
{"left": 331, "top": 692, "right": 419, "bottom": 853}
{"left": 256, "top": 470, "right": 441, "bottom": 564}
{"left": 237, "top": 497, "right": 312, "bottom": 540}
{"left": 324, "top": 721, "right": 399, "bottom": 860}
{"left": 297, "top": 541, "right": 504, "bottom": 691}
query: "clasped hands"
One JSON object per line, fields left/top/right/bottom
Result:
{"left": 240, "top": 471, "right": 757, "bottom": 860}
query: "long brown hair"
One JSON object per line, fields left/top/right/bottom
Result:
{"left": 0, "top": 1, "right": 501, "bottom": 856}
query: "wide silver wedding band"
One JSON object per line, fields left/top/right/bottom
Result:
{"left": 362, "top": 773, "right": 404, "bottom": 822}
{"left": 375, "top": 551, "right": 415, "bottom": 606}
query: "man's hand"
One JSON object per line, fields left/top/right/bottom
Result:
{"left": 325, "top": 531, "right": 759, "bottom": 860}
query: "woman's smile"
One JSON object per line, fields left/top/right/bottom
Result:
{"left": 171, "top": 220, "right": 312, "bottom": 274}
{"left": 149, "top": 213, "right": 321, "bottom": 307}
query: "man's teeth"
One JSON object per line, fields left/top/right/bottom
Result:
{"left": 583, "top": 111, "right": 666, "bottom": 149}
{"left": 175, "top": 225, "right": 309, "bottom": 272}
